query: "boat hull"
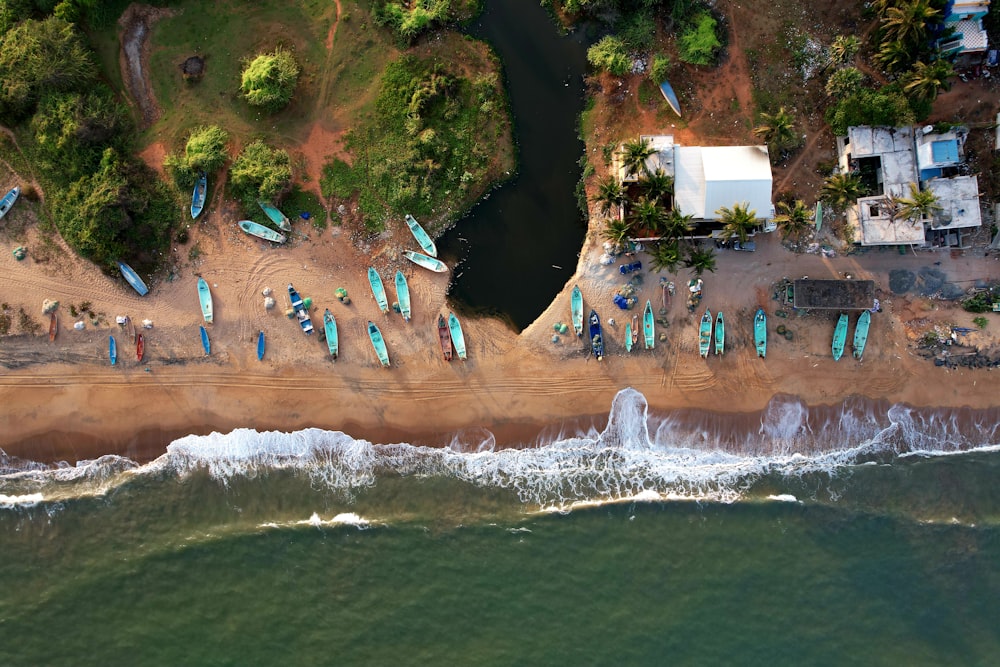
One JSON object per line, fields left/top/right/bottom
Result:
{"left": 448, "top": 312, "right": 467, "bottom": 360}
{"left": 200, "top": 326, "right": 210, "bottom": 356}
{"left": 588, "top": 310, "right": 604, "bottom": 361}
{"left": 754, "top": 309, "right": 767, "bottom": 358}
{"left": 832, "top": 313, "right": 849, "bottom": 361}
{"left": 571, "top": 285, "right": 583, "bottom": 336}
{"left": 643, "top": 300, "right": 654, "bottom": 349}
{"left": 0, "top": 186, "right": 20, "bottom": 219}
{"left": 136, "top": 334, "right": 144, "bottom": 362}
{"left": 324, "top": 310, "right": 339, "bottom": 359}
{"left": 715, "top": 311, "right": 725, "bottom": 355}
{"left": 259, "top": 201, "right": 291, "bottom": 231}
{"left": 109, "top": 336, "right": 117, "bottom": 366}
{"left": 368, "top": 268, "right": 388, "bottom": 313}
{"left": 404, "top": 214, "right": 437, "bottom": 257}
{"left": 238, "top": 220, "right": 286, "bottom": 243}
{"left": 116, "top": 261, "right": 149, "bottom": 296}
{"left": 699, "top": 310, "right": 712, "bottom": 358}
{"left": 48, "top": 313, "right": 57, "bottom": 342}
{"left": 438, "top": 314, "right": 453, "bottom": 361}
{"left": 287, "top": 284, "right": 313, "bottom": 335}
{"left": 197, "top": 278, "right": 213, "bottom": 323}
{"left": 625, "top": 323, "right": 633, "bottom": 352}
{"left": 367, "top": 321, "right": 390, "bottom": 367}
{"left": 394, "top": 271, "right": 411, "bottom": 321}
{"left": 853, "top": 310, "right": 871, "bottom": 360}
{"left": 257, "top": 330, "right": 265, "bottom": 361}
{"left": 191, "top": 173, "right": 207, "bottom": 219}
{"left": 403, "top": 250, "right": 447, "bottom": 273}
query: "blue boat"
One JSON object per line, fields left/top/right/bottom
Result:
{"left": 109, "top": 336, "right": 117, "bottom": 366}
{"left": 287, "top": 284, "right": 313, "bottom": 335}
{"left": 258, "top": 201, "right": 291, "bottom": 232}
{"left": 0, "top": 185, "right": 19, "bottom": 220}
{"left": 589, "top": 309, "right": 604, "bottom": 361}
{"left": 448, "top": 312, "right": 467, "bottom": 361}
{"left": 368, "top": 267, "right": 388, "bottom": 314}
{"left": 257, "top": 330, "right": 265, "bottom": 361}
{"left": 116, "top": 261, "right": 149, "bottom": 296}
{"left": 395, "top": 271, "right": 411, "bottom": 322}
{"left": 404, "top": 214, "right": 437, "bottom": 257}
{"left": 200, "top": 325, "right": 210, "bottom": 356}
{"left": 657, "top": 80, "right": 682, "bottom": 117}
{"left": 191, "top": 172, "right": 207, "bottom": 219}
{"left": 367, "top": 321, "right": 390, "bottom": 368}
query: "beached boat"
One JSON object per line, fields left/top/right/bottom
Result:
{"left": 715, "top": 311, "right": 725, "bottom": 355}
{"left": 48, "top": 313, "right": 57, "bottom": 342}
{"left": 197, "top": 278, "right": 213, "bottom": 324}
{"left": 699, "top": 310, "right": 713, "bottom": 358}
{"left": 625, "top": 322, "right": 633, "bottom": 353}
{"left": 258, "top": 200, "right": 291, "bottom": 232}
{"left": 191, "top": 172, "right": 207, "bottom": 219}
{"left": 238, "top": 220, "right": 286, "bottom": 243}
{"left": 116, "top": 261, "right": 149, "bottom": 296}
{"left": 257, "top": 330, "right": 265, "bottom": 361}
{"left": 367, "top": 321, "right": 390, "bottom": 367}
{"left": 395, "top": 270, "right": 411, "bottom": 322}
{"left": 404, "top": 214, "right": 437, "bottom": 257}
{"left": 571, "top": 285, "right": 584, "bottom": 337}
{"left": 324, "top": 309, "right": 338, "bottom": 359}
{"left": 200, "top": 325, "right": 210, "bottom": 356}
{"left": 368, "top": 267, "right": 389, "bottom": 314}
{"left": 589, "top": 310, "right": 604, "bottom": 361}
{"left": 853, "top": 310, "right": 871, "bottom": 360}
{"left": 449, "top": 312, "right": 467, "bottom": 360}
{"left": 643, "top": 300, "right": 655, "bottom": 350}
{"left": 832, "top": 312, "right": 849, "bottom": 361}
{"left": 287, "top": 284, "right": 313, "bottom": 334}
{"left": 126, "top": 316, "right": 136, "bottom": 344}
{"left": 136, "top": 333, "right": 144, "bottom": 362}
{"left": 109, "top": 336, "right": 117, "bottom": 366}
{"left": 754, "top": 308, "right": 767, "bottom": 358}
{"left": 657, "top": 79, "right": 682, "bottom": 117}
{"left": 0, "top": 186, "right": 19, "bottom": 220}
{"left": 438, "top": 314, "right": 453, "bottom": 361}
{"left": 403, "top": 250, "right": 447, "bottom": 273}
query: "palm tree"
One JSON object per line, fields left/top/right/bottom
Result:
{"left": 820, "top": 172, "right": 863, "bottom": 212}
{"left": 660, "top": 209, "right": 696, "bottom": 243}
{"left": 881, "top": 0, "right": 940, "bottom": 48}
{"left": 895, "top": 182, "right": 942, "bottom": 223}
{"left": 828, "top": 35, "right": 861, "bottom": 67}
{"left": 685, "top": 244, "right": 717, "bottom": 277}
{"left": 773, "top": 199, "right": 813, "bottom": 241}
{"left": 753, "top": 107, "right": 798, "bottom": 152}
{"left": 639, "top": 168, "right": 674, "bottom": 203}
{"left": 716, "top": 202, "right": 758, "bottom": 243}
{"left": 619, "top": 137, "right": 656, "bottom": 180}
{"left": 875, "top": 40, "right": 912, "bottom": 74}
{"left": 628, "top": 196, "right": 666, "bottom": 236}
{"left": 649, "top": 239, "right": 683, "bottom": 273}
{"left": 602, "top": 218, "right": 635, "bottom": 246}
{"left": 591, "top": 175, "right": 627, "bottom": 217}
{"left": 901, "top": 59, "right": 954, "bottom": 103}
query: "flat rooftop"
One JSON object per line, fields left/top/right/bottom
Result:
{"left": 793, "top": 279, "right": 876, "bottom": 310}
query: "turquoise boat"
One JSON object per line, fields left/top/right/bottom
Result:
{"left": 191, "top": 172, "right": 207, "bottom": 219}
{"left": 832, "top": 313, "right": 849, "bottom": 361}
{"left": 643, "top": 300, "right": 654, "bottom": 350}
{"left": 324, "top": 309, "right": 338, "bottom": 359}
{"left": 258, "top": 201, "right": 291, "bottom": 232}
{"left": 109, "top": 336, "right": 117, "bottom": 366}
{"left": 0, "top": 185, "right": 19, "bottom": 220}
{"left": 571, "top": 285, "right": 584, "bottom": 336}
{"left": 238, "top": 220, "right": 286, "bottom": 243}
{"left": 404, "top": 214, "right": 437, "bottom": 257}
{"left": 449, "top": 312, "right": 467, "bottom": 360}
{"left": 698, "top": 310, "right": 713, "bottom": 358}
{"left": 853, "top": 310, "right": 871, "bottom": 360}
{"left": 257, "top": 330, "right": 265, "bottom": 361}
{"left": 367, "top": 321, "right": 390, "bottom": 367}
{"left": 395, "top": 270, "right": 411, "bottom": 322}
{"left": 625, "top": 322, "right": 634, "bottom": 353}
{"left": 403, "top": 250, "right": 447, "bottom": 273}
{"left": 715, "top": 311, "right": 725, "bottom": 355}
{"left": 116, "top": 261, "right": 149, "bottom": 296}
{"left": 754, "top": 309, "right": 767, "bottom": 358}
{"left": 368, "top": 267, "right": 388, "bottom": 314}
{"left": 197, "top": 278, "right": 213, "bottom": 324}
{"left": 200, "top": 325, "right": 210, "bottom": 356}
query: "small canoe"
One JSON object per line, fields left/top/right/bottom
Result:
{"left": 754, "top": 308, "right": 767, "bottom": 358}
{"left": 404, "top": 214, "right": 437, "bottom": 257}
{"left": 257, "top": 330, "right": 265, "bottom": 361}
{"left": 136, "top": 333, "right": 144, "bottom": 362}
{"left": 403, "top": 250, "right": 447, "bottom": 273}
{"left": 643, "top": 300, "right": 654, "bottom": 350}
{"left": 657, "top": 79, "right": 682, "bottom": 117}
{"left": 571, "top": 285, "right": 584, "bottom": 336}
{"left": 48, "top": 313, "right": 57, "bottom": 342}
{"left": 125, "top": 315, "right": 136, "bottom": 344}
{"left": 449, "top": 312, "right": 467, "bottom": 360}
{"left": 367, "top": 321, "right": 390, "bottom": 367}
{"left": 238, "top": 220, "right": 286, "bottom": 243}
{"left": 853, "top": 310, "right": 871, "bottom": 360}
{"left": 191, "top": 172, "right": 207, "bottom": 219}
{"left": 0, "top": 186, "right": 20, "bottom": 220}
{"left": 832, "top": 312, "right": 849, "bottom": 361}
{"left": 109, "top": 336, "right": 117, "bottom": 366}
{"left": 625, "top": 322, "right": 634, "bottom": 352}
{"left": 197, "top": 278, "right": 213, "bottom": 324}
{"left": 259, "top": 201, "right": 291, "bottom": 232}
{"left": 589, "top": 309, "right": 604, "bottom": 361}
{"left": 438, "top": 314, "right": 453, "bottom": 361}
{"left": 395, "top": 270, "right": 411, "bottom": 322}
{"left": 715, "top": 311, "right": 725, "bottom": 355}
{"left": 699, "top": 310, "right": 713, "bottom": 359}
{"left": 324, "top": 309, "right": 338, "bottom": 359}
{"left": 116, "top": 261, "right": 149, "bottom": 296}
{"left": 200, "top": 325, "right": 210, "bottom": 356}
{"left": 368, "top": 267, "right": 388, "bottom": 314}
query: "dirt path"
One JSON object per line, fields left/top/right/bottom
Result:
{"left": 315, "top": 0, "right": 344, "bottom": 114}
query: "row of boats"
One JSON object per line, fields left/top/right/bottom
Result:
{"left": 832, "top": 310, "right": 871, "bottom": 361}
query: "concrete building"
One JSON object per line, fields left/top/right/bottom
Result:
{"left": 938, "top": 0, "right": 991, "bottom": 58}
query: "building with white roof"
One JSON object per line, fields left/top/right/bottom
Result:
{"left": 938, "top": 0, "right": 991, "bottom": 57}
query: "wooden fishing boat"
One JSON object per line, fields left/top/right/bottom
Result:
{"left": 48, "top": 313, "right": 57, "bottom": 342}
{"left": 832, "top": 312, "right": 849, "bottom": 361}
{"left": 395, "top": 270, "right": 411, "bottom": 322}
{"left": 853, "top": 310, "right": 871, "bottom": 360}
{"left": 715, "top": 311, "right": 725, "bottom": 355}
{"left": 109, "top": 336, "right": 117, "bottom": 366}
{"left": 257, "top": 330, "right": 266, "bottom": 361}
{"left": 258, "top": 200, "right": 291, "bottom": 231}
{"left": 698, "top": 310, "right": 713, "bottom": 359}
{"left": 571, "top": 285, "right": 584, "bottom": 337}
{"left": 589, "top": 309, "right": 604, "bottom": 361}
{"left": 116, "top": 261, "right": 149, "bottom": 296}
{"left": 200, "top": 325, "right": 210, "bottom": 356}
{"left": 368, "top": 267, "right": 388, "bottom": 314}
{"left": 625, "top": 322, "right": 634, "bottom": 352}
{"left": 238, "top": 220, "right": 286, "bottom": 243}
{"left": 403, "top": 250, "right": 447, "bottom": 273}
{"left": 449, "top": 312, "right": 467, "bottom": 360}
{"left": 287, "top": 284, "right": 313, "bottom": 334}
{"left": 754, "top": 308, "right": 767, "bottom": 358}
{"left": 191, "top": 172, "right": 207, "bottom": 219}
{"left": 125, "top": 315, "right": 136, "bottom": 344}
{"left": 136, "top": 333, "right": 144, "bottom": 362}
{"left": 404, "top": 214, "right": 437, "bottom": 257}
{"left": 324, "top": 309, "right": 338, "bottom": 359}
{"left": 197, "top": 278, "right": 213, "bottom": 324}
{"left": 438, "top": 314, "right": 453, "bottom": 361}
{"left": 643, "top": 300, "right": 655, "bottom": 350}
{"left": 367, "top": 321, "right": 390, "bottom": 367}
{"left": 0, "top": 185, "right": 19, "bottom": 220}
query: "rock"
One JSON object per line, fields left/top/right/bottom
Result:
{"left": 74, "top": 321, "right": 85, "bottom": 330}
{"left": 181, "top": 55, "right": 205, "bottom": 81}
{"left": 262, "top": 287, "right": 272, "bottom": 296}
{"left": 42, "top": 299, "right": 59, "bottom": 314}
{"left": 264, "top": 297, "right": 275, "bottom": 310}
{"left": 142, "top": 320, "right": 153, "bottom": 328}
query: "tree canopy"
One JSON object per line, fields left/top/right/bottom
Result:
{"left": 678, "top": 12, "right": 721, "bottom": 66}
{"left": 587, "top": 35, "right": 630, "bottom": 76}
{"left": 240, "top": 48, "right": 300, "bottom": 113}
{"left": 165, "top": 125, "right": 230, "bottom": 189}
{"left": 229, "top": 140, "right": 293, "bottom": 207}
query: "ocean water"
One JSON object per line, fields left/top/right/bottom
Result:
{"left": 2, "top": 388, "right": 1000, "bottom": 666}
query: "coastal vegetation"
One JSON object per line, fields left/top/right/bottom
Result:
{"left": 163, "top": 125, "right": 230, "bottom": 190}
{"left": 228, "top": 141, "right": 293, "bottom": 208}
{"left": 373, "top": 0, "right": 481, "bottom": 42}
{"left": 240, "top": 48, "right": 300, "bottom": 113}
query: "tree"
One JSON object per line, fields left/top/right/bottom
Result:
{"left": 587, "top": 35, "right": 630, "bottom": 77}
{"left": 185, "top": 125, "right": 230, "bottom": 174}
{"left": 685, "top": 244, "right": 717, "bottom": 277}
{"left": 639, "top": 168, "right": 673, "bottom": 203}
{"left": 618, "top": 137, "right": 655, "bottom": 180}
{"left": 773, "top": 199, "right": 813, "bottom": 241}
{"left": 895, "top": 182, "right": 942, "bottom": 222}
{"left": 753, "top": 107, "right": 798, "bottom": 153}
{"left": 591, "top": 175, "right": 626, "bottom": 217}
{"left": 601, "top": 217, "right": 634, "bottom": 246}
{"left": 901, "top": 59, "right": 954, "bottom": 103}
{"left": 820, "top": 172, "right": 863, "bottom": 212}
{"left": 716, "top": 202, "right": 758, "bottom": 243}
{"left": 881, "top": 0, "right": 940, "bottom": 49}
{"left": 240, "top": 48, "right": 300, "bottom": 112}
{"left": 661, "top": 208, "right": 695, "bottom": 243}
{"left": 649, "top": 53, "right": 671, "bottom": 84}
{"left": 649, "top": 239, "right": 683, "bottom": 273}
{"left": 373, "top": 0, "right": 450, "bottom": 41}
{"left": 228, "top": 140, "right": 292, "bottom": 206}
{"left": 826, "top": 67, "right": 863, "bottom": 98}
{"left": 875, "top": 40, "right": 912, "bottom": 73}
{"left": 828, "top": 35, "right": 861, "bottom": 67}
{"left": 824, "top": 85, "right": 915, "bottom": 136}
{"left": 678, "top": 12, "right": 721, "bottom": 66}
{"left": 628, "top": 196, "right": 665, "bottom": 235}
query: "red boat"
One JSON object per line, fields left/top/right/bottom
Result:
{"left": 437, "top": 314, "right": 453, "bottom": 361}
{"left": 136, "top": 333, "right": 144, "bottom": 362}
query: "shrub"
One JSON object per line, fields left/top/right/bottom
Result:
{"left": 373, "top": 0, "right": 452, "bottom": 41}
{"left": 678, "top": 12, "right": 721, "bottom": 66}
{"left": 825, "top": 85, "right": 915, "bottom": 136}
{"left": 587, "top": 35, "right": 630, "bottom": 76}
{"left": 240, "top": 48, "right": 299, "bottom": 113}
{"left": 825, "top": 67, "right": 863, "bottom": 98}
{"left": 649, "top": 53, "right": 671, "bottom": 83}
{"left": 962, "top": 291, "right": 995, "bottom": 314}
{"left": 973, "top": 316, "right": 989, "bottom": 329}
{"left": 228, "top": 140, "right": 292, "bottom": 207}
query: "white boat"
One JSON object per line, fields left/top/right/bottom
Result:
{"left": 197, "top": 278, "right": 213, "bottom": 324}
{"left": 403, "top": 250, "right": 447, "bottom": 273}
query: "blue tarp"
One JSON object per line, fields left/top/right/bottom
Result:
{"left": 613, "top": 294, "right": 629, "bottom": 310}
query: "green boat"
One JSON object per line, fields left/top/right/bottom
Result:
{"left": 258, "top": 201, "right": 291, "bottom": 231}
{"left": 571, "top": 285, "right": 583, "bottom": 337}
{"left": 403, "top": 250, "right": 448, "bottom": 273}
{"left": 643, "top": 300, "right": 654, "bottom": 350}
{"left": 449, "top": 312, "right": 467, "bottom": 360}
{"left": 715, "top": 311, "right": 725, "bottom": 355}
{"left": 395, "top": 270, "right": 411, "bottom": 322}
{"left": 324, "top": 310, "right": 338, "bottom": 359}
{"left": 197, "top": 278, "right": 213, "bottom": 324}
{"left": 832, "top": 312, "right": 849, "bottom": 361}
{"left": 404, "top": 214, "right": 437, "bottom": 257}
{"left": 367, "top": 321, "right": 390, "bottom": 367}
{"left": 699, "top": 310, "right": 713, "bottom": 358}
{"left": 368, "top": 267, "right": 388, "bottom": 314}
{"left": 238, "top": 220, "right": 286, "bottom": 243}
{"left": 754, "top": 308, "right": 767, "bottom": 358}
{"left": 853, "top": 310, "right": 871, "bottom": 360}
{"left": 625, "top": 322, "right": 634, "bottom": 353}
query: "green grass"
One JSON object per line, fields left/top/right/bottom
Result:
{"left": 283, "top": 186, "right": 328, "bottom": 229}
